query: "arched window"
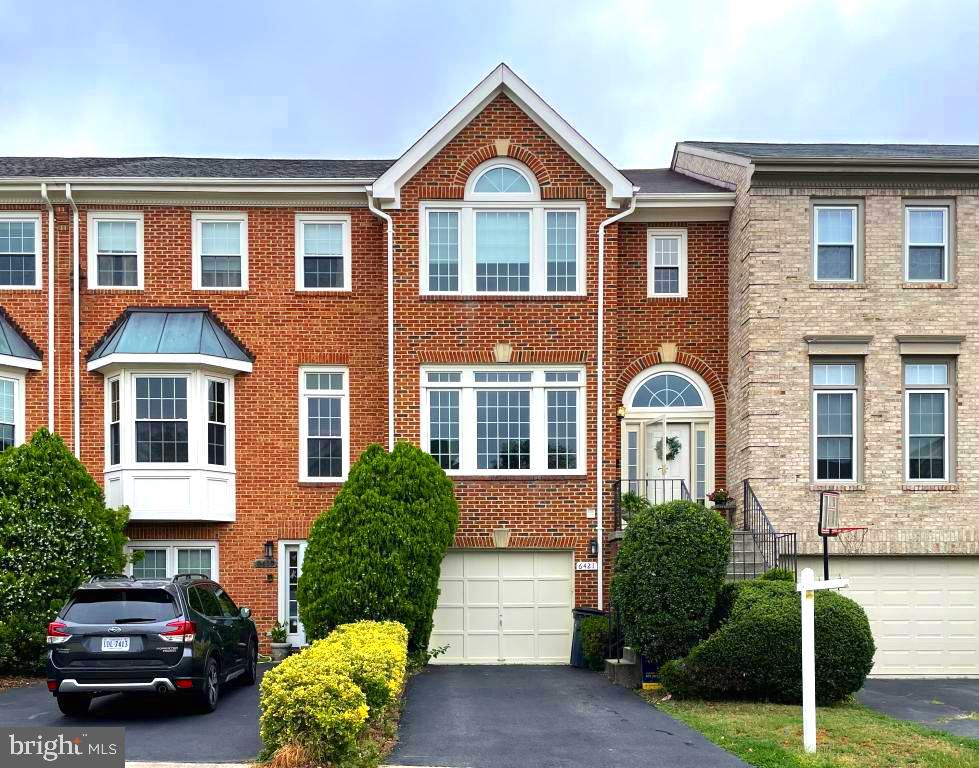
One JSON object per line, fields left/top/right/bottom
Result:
{"left": 631, "top": 373, "right": 704, "bottom": 408}
{"left": 473, "top": 165, "right": 532, "bottom": 194}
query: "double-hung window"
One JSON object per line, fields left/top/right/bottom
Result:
{"left": 135, "top": 376, "right": 189, "bottom": 463}
{"left": 88, "top": 213, "right": 143, "bottom": 289}
{"left": 813, "top": 204, "right": 859, "bottom": 282}
{"left": 207, "top": 380, "right": 227, "bottom": 466}
{"left": 904, "top": 361, "right": 952, "bottom": 482}
{"left": 193, "top": 212, "right": 247, "bottom": 289}
{"left": 420, "top": 162, "right": 584, "bottom": 296}
{"left": 421, "top": 367, "right": 585, "bottom": 475}
{"left": 905, "top": 205, "right": 949, "bottom": 282}
{"left": 648, "top": 229, "right": 688, "bottom": 297}
{"left": 128, "top": 542, "right": 218, "bottom": 580}
{"left": 811, "top": 362, "right": 860, "bottom": 482}
{"left": 299, "top": 368, "right": 349, "bottom": 481}
{"left": 0, "top": 213, "right": 41, "bottom": 289}
{"left": 296, "top": 214, "right": 351, "bottom": 290}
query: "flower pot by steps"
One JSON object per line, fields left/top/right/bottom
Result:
{"left": 270, "top": 642, "right": 292, "bottom": 662}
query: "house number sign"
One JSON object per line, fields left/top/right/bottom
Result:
{"left": 575, "top": 561, "right": 598, "bottom": 571}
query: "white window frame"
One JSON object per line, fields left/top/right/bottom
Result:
{"left": 0, "top": 211, "right": 42, "bottom": 290}
{"left": 103, "top": 368, "right": 236, "bottom": 472}
{"left": 419, "top": 159, "right": 585, "bottom": 297}
{"left": 0, "top": 367, "right": 26, "bottom": 448}
{"left": 647, "top": 228, "right": 688, "bottom": 298}
{"left": 811, "top": 362, "right": 860, "bottom": 484}
{"left": 278, "top": 540, "right": 308, "bottom": 646}
{"left": 813, "top": 204, "right": 859, "bottom": 282}
{"left": 419, "top": 365, "right": 586, "bottom": 476}
{"left": 904, "top": 205, "right": 949, "bottom": 283}
{"left": 299, "top": 366, "right": 350, "bottom": 482}
{"left": 294, "top": 213, "right": 352, "bottom": 292}
{"left": 86, "top": 211, "right": 144, "bottom": 290}
{"left": 192, "top": 211, "right": 248, "bottom": 291}
{"left": 903, "top": 360, "right": 952, "bottom": 484}
{"left": 126, "top": 541, "right": 219, "bottom": 580}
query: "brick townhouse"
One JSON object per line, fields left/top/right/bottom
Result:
{"left": 0, "top": 65, "right": 974, "bottom": 675}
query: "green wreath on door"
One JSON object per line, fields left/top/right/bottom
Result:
{"left": 654, "top": 435, "right": 682, "bottom": 462}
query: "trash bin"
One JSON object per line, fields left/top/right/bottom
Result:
{"left": 570, "top": 606, "right": 606, "bottom": 667}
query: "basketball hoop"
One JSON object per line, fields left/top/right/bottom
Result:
{"left": 817, "top": 491, "right": 868, "bottom": 578}
{"left": 836, "top": 526, "right": 868, "bottom": 555}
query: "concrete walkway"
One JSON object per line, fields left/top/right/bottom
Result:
{"left": 388, "top": 665, "right": 747, "bottom": 768}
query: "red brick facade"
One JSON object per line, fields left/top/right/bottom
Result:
{"left": 0, "top": 92, "right": 728, "bottom": 646}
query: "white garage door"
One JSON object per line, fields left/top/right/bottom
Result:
{"left": 803, "top": 556, "right": 979, "bottom": 677}
{"left": 430, "top": 550, "right": 573, "bottom": 664}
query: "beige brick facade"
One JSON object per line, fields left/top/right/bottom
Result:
{"left": 679, "top": 148, "right": 979, "bottom": 555}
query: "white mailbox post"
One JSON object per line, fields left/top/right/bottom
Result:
{"left": 797, "top": 567, "right": 848, "bottom": 753}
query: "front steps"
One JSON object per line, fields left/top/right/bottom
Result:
{"left": 728, "top": 529, "right": 766, "bottom": 580}
{"left": 605, "top": 646, "right": 642, "bottom": 688}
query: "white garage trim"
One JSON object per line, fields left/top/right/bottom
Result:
{"left": 431, "top": 549, "right": 573, "bottom": 664}
{"left": 801, "top": 556, "right": 979, "bottom": 678}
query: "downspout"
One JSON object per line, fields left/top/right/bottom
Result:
{"left": 366, "top": 190, "right": 395, "bottom": 451}
{"left": 596, "top": 193, "right": 637, "bottom": 610}
{"left": 40, "top": 184, "right": 55, "bottom": 431}
{"left": 65, "top": 184, "right": 80, "bottom": 457}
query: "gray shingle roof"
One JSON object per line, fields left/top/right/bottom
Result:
{"left": 0, "top": 156, "right": 395, "bottom": 179}
{"left": 89, "top": 308, "right": 253, "bottom": 363}
{"left": 621, "top": 168, "right": 728, "bottom": 193}
{"left": 0, "top": 308, "right": 41, "bottom": 362}
{"left": 682, "top": 142, "right": 979, "bottom": 162}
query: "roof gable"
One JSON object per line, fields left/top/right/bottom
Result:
{"left": 371, "top": 64, "right": 634, "bottom": 208}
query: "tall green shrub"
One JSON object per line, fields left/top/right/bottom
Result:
{"left": 298, "top": 442, "right": 458, "bottom": 655}
{"left": 610, "top": 499, "right": 730, "bottom": 666}
{"left": 0, "top": 430, "right": 128, "bottom": 673}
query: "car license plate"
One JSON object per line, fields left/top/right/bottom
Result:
{"left": 101, "top": 637, "right": 130, "bottom": 652}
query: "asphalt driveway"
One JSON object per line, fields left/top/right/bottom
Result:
{"left": 858, "top": 678, "right": 979, "bottom": 739}
{"left": 389, "top": 665, "right": 746, "bottom": 768}
{"left": 0, "top": 667, "right": 264, "bottom": 763}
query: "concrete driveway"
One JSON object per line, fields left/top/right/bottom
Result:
{"left": 0, "top": 668, "right": 264, "bottom": 763}
{"left": 388, "top": 665, "right": 746, "bottom": 768}
{"left": 859, "top": 678, "right": 979, "bottom": 739}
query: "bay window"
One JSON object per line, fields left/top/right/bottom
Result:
{"left": 0, "top": 374, "right": 19, "bottom": 451}
{"left": 421, "top": 366, "right": 585, "bottom": 475}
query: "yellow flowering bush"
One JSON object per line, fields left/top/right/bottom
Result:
{"left": 259, "top": 620, "right": 408, "bottom": 764}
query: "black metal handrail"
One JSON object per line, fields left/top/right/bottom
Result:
{"left": 742, "top": 480, "right": 797, "bottom": 577}
{"left": 611, "top": 478, "right": 690, "bottom": 530}
{"left": 606, "top": 603, "right": 626, "bottom": 662}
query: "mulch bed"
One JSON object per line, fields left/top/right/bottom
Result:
{"left": 0, "top": 675, "right": 42, "bottom": 693}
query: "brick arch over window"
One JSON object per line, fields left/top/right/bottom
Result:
{"left": 616, "top": 351, "right": 727, "bottom": 415}
{"left": 453, "top": 143, "right": 553, "bottom": 189}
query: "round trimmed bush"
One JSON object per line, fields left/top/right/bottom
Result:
{"left": 610, "top": 500, "right": 730, "bottom": 666}
{"left": 580, "top": 615, "right": 609, "bottom": 671}
{"left": 0, "top": 430, "right": 128, "bottom": 674}
{"left": 661, "top": 581, "right": 875, "bottom": 705}
{"left": 298, "top": 442, "right": 459, "bottom": 656}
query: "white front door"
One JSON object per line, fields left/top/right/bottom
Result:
{"left": 279, "top": 541, "right": 308, "bottom": 646}
{"left": 430, "top": 550, "right": 573, "bottom": 664}
{"left": 643, "top": 422, "right": 691, "bottom": 502}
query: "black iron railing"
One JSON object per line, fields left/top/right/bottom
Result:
{"left": 606, "top": 603, "right": 626, "bottom": 662}
{"left": 611, "top": 478, "right": 690, "bottom": 530}
{"left": 740, "top": 480, "right": 798, "bottom": 579}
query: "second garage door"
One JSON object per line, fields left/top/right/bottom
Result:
{"left": 802, "top": 556, "right": 979, "bottom": 677}
{"left": 430, "top": 550, "right": 573, "bottom": 664}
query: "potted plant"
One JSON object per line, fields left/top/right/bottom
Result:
{"left": 268, "top": 621, "right": 291, "bottom": 661}
{"left": 708, "top": 487, "right": 737, "bottom": 524}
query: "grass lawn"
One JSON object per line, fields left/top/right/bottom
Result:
{"left": 649, "top": 695, "right": 979, "bottom": 768}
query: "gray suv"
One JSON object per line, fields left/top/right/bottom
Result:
{"left": 46, "top": 574, "right": 258, "bottom": 716}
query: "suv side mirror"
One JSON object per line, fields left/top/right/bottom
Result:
{"left": 239, "top": 607, "right": 251, "bottom": 619}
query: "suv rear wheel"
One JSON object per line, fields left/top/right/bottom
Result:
{"left": 197, "top": 657, "right": 220, "bottom": 713}
{"left": 57, "top": 693, "right": 92, "bottom": 717}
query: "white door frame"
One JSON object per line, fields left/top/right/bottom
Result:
{"left": 278, "top": 540, "right": 308, "bottom": 647}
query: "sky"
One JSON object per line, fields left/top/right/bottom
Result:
{"left": 0, "top": 0, "right": 976, "bottom": 168}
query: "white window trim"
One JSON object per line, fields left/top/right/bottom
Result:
{"left": 192, "top": 211, "right": 248, "bottom": 291}
{"left": 102, "top": 368, "right": 236, "bottom": 473}
{"left": 904, "top": 205, "right": 949, "bottom": 283}
{"left": 904, "top": 388, "right": 950, "bottom": 484}
{"left": 125, "top": 541, "right": 219, "bottom": 580}
{"left": 622, "top": 363, "right": 715, "bottom": 418}
{"left": 277, "top": 539, "right": 308, "bottom": 646}
{"left": 294, "top": 213, "right": 352, "bottom": 292}
{"left": 0, "top": 211, "right": 43, "bottom": 290}
{"left": 813, "top": 204, "right": 859, "bottom": 282}
{"left": 464, "top": 160, "right": 540, "bottom": 201}
{"left": 299, "top": 366, "right": 350, "bottom": 482}
{"left": 0, "top": 367, "right": 27, "bottom": 447}
{"left": 86, "top": 211, "right": 144, "bottom": 290}
{"left": 647, "top": 228, "right": 688, "bottom": 298}
{"left": 811, "top": 388, "right": 858, "bottom": 483}
{"left": 419, "top": 365, "right": 587, "bottom": 477}
{"left": 419, "top": 201, "right": 586, "bottom": 296}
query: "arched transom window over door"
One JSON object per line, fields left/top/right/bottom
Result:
{"left": 621, "top": 365, "right": 715, "bottom": 506}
